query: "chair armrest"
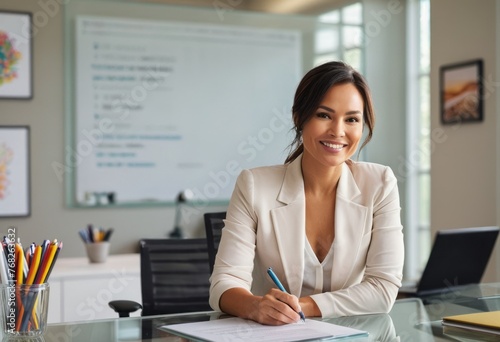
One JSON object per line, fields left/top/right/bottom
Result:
{"left": 109, "top": 300, "right": 142, "bottom": 317}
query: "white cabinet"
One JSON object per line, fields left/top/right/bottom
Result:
{"left": 48, "top": 254, "right": 141, "bottom": 323}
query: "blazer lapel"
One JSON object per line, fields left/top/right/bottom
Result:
{"left": 269, "top": 159, "right": 369, "bottom": 294}
{"left": 270, "top": 156, "right": 305, "bottom": 297}
{"left": 332, "top": 162, "right": 369, "bottom": 289}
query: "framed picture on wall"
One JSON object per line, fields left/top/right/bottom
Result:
{"left": 0, "top": 126, "right": 30, "bottom": 217}
{"left": 0, "top": 11, "right": 33, "bottom": 99}
{"left": 440, "top": 59, "right": 483, "bottom": 125}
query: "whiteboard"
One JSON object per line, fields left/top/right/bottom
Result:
{"left": 73, "top": 15, "right": 301, "bottom": 205}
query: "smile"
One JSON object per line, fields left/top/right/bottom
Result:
{"left": 321, "top": 141, "right": 345, "bottom": 150}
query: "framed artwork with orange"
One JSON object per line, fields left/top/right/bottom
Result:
{"left": 440, "top": 59, "right": 483, "bottom": 125}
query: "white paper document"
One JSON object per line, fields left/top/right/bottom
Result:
{"left": 161, "top": 317, "right": 368, "bottom": 341}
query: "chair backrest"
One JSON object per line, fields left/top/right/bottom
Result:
{"left": 140, "top": 238, "right": 212, "bottom": 316}
{"left": 203, "top": 212, "right": 226, "bottom": 273}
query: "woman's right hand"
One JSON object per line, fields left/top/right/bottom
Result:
{"left": 249, "top": 288, "right": 303, "bottom": 325}
{"left": 220, "top": 287, "right": 302, "bottom": 326}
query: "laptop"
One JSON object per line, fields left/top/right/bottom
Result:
{"left": 399, "top": 226, "right": 499, "bottom": 297}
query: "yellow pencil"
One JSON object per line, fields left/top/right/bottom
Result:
{"left": 28, "top": 243, "right": 58, "bottom": 330}
{"left": 15, "top": 243, "right": 24, "bottom": 284}
{"left": 15, "top": 245, "right": 42, "bottom": 331}
{"left": 38, "top": 243, "right": 58, "bottom": 284}
{"left": 25, "top": 246, "right": 41, "bottom": 285}
{"left": 14, "top": 243, "right": 25, "bottom": 332}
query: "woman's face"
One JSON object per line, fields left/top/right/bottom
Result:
{"left": 301, "top": 83, "right": 364, "bottom": 169}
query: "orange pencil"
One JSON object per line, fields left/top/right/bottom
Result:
{"left": 25, "top": 246, "right": 41, "bottom": 285}
{"left": 15, "top": 245, "right": 42, "bottom": 331}
{"left": 23, "top": 243, "right": 57, "bottom": 332}
{"left": 34, "top": 241, "right": 57, "bottom": 285}
{"left": 44, "top": 241, "right": 62, "bottom": 282}
{"left": 37, "top": 243, "right": 58, "bottom": 284}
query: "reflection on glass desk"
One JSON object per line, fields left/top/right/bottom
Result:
{"left": 11, "top": 283, "right": 500, "bottom": 342}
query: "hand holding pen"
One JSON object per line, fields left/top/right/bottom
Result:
{"left": 267, "top": 267, "right": 306, "bottom": 322}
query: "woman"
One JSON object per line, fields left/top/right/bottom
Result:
{"left": 209, "top": 61, "right": 404, "bottom": 325}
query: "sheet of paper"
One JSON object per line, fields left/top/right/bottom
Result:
{"left": 161, "top": 317, "right": 368, "bottom": 341}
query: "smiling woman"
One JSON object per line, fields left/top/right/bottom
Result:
{"left": 300, "top": 83, "right": 364, "bottom": 171}
{"left": 209, "top": 61, "right": 404, "bottom": 324}
{"left": 286, "top": 61, "right": 375, "bottom": 164}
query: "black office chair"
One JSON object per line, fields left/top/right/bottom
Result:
{"left": 109, "top": 238, "right": 212, "bottom": 317}
{"left": 203, "top": 211, "right": 226, "bottom": 273}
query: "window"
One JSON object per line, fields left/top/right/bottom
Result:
{"left": 418, "top": 0, "right": 430, "bottom": 269}
{"left": 406, "top": 0, "right": 430, "bottom": 279}
{"left": 314, "top": 2, "right": 364, "bottom": 72}
{"left": 313, "top": 0, "right": 431, "bottom": 280}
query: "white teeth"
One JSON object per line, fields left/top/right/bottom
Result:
{"left": 322, "top": 142, "right": 343, "bottom": 149}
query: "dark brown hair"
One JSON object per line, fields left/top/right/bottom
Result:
{"left": 285, "top": 61, "right": 375, "bottom": 163}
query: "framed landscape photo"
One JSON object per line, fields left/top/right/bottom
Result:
{"left": 0, "top": 126, "right": 30, "bottom": 217}
{"left": 0, "top": 11, "right": 33, "bottom": 99}
{"left": 440, "top": 59, "right": 483, "bottom": 125}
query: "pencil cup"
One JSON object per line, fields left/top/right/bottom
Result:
{"left": 85, "top": 242, "right": 110, "bottom": 263}
{"left": 0, "top": 283, "right": 50, "bottom": 337}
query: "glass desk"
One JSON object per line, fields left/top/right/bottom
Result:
{"left": 8, "top": 283, "right": 500, "bottom": 341}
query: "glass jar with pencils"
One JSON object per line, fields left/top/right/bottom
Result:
{"left": 79, "top": 224, "right": 114, "bottom": 263}
{"left": 0, "top": 283, "right": 50, "bottom": 337}
{"left": 0, "top": 237, "right": 62, "bottom": 337}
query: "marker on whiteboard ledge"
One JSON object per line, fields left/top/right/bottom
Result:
{"left": 106, "top": 192, "right": 116, "bottom": 204}
{"left": 81, "top": 192, "right": 116, "bottom": 206}
{"left": 83, "top": 192, "right": 97, "bottom": 206}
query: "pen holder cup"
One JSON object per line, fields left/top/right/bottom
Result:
{"left": 85, "top": 242, "right": 110, "bottom": 263}
{"left": 0, "top": 283, "right": 50, "bottom": 338}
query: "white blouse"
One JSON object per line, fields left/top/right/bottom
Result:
{"left": 301, "top": 237, "right": 334, "bottom": 297}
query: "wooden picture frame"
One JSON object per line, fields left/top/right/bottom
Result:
{"left": 0, "top": 126, "right": 30, "bottom": 217}
{"left": 0, "top": 11, "right": 33, "bottom": 99}
{"left": 440, "top": 59, "right": 483, "bottom": 125}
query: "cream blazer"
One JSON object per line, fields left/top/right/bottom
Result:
{"left": 209, "top": 155, "right": 404, "bottom": 318}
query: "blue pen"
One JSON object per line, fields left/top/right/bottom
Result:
{"left": 267, "top": 267, "right": 306, "bottom": 322}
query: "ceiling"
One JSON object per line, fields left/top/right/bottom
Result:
{"left": 136, "top": 0, "right": 349, "bottom": 15}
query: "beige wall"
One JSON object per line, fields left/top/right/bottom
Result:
{"left": 497, "top": 0, "right": 500, "bottom": 280}
{"left": 430, "top": 0, "right": 499, "bottom": 281}
{"left": 498, "top": 0, "right": 500, "bottom": 238}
